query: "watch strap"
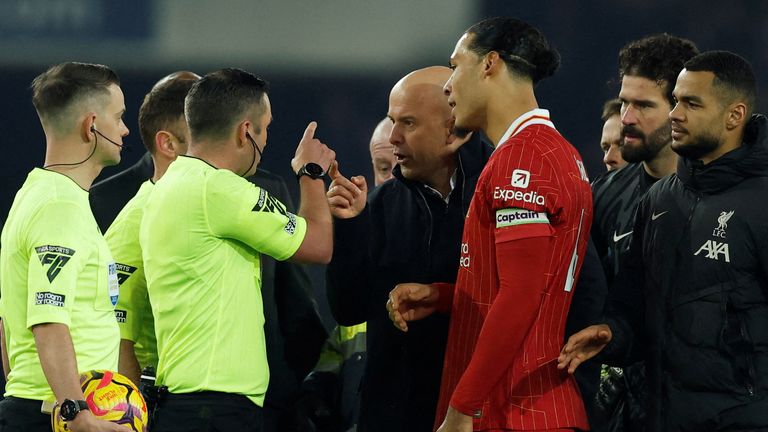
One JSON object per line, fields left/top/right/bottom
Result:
{"left": 296, "top": 163, "right": 325, "bottom": 180}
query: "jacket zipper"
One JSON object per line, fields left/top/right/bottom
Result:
{"left": 458, "top": 152, "right": 467, "bottom": 216}
{"left": 739, "top": 316, "right": 757, "bottom": 396}
{"left": 415, "top": 187, "right": 433, "bottom": 270}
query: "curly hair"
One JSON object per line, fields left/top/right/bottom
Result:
{"left": 618, "top": 34, "right": 699, "bottom": 105}
{"left": 466, "top": 17, "right": 560, "bottom": 84}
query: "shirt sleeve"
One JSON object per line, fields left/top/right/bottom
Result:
{"left": 205, "top": 170, "right": 308, "bottom": 261}
{"left": 486, "top": 148, "right": 560, "bottom": 243}
{"left": 113, "top": 265, "right": 147, "bottom": 344}
{"left": 105, "top": 202, "right": 146, "bottom": 342}
{"left": 108, "top": 247, "right": 144, "bottom": 342}
{"left": 450, "top": 236, "right": 552, "bottom": 415}
{"left": 451, "top": 146, "right": 564, "bottom": 414}
{"left": 25, "top": 201, "right": 89, "bottom": 328}
{"left": 599, "top": 194, "right": 649, "bottom": 366}
{"left": 326, "top": 209, "right": 372, "bottom": 326}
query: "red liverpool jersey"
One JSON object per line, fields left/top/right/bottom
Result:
{"left": 436, "top": 109, "right": 593, "bottom": 430}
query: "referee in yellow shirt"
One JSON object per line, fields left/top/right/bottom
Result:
{"left": 105, "top": 72, "right": 199, "bottom": 388}
{"left": 0, "top": 63, "right": 127, "bottom": 432}
{"left": 142, "top": 68, "right": 335, "bottom": 431}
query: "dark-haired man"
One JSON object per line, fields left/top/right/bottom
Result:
{"left": 0, "top": 62, "right": 127, "bottom": 432}
{"left": 591, "top": 34, "right": 699, "bottom": 286}
{"left": 388, "top": 17, "right": 592, "bottom": 431}
{"left": 560, "top": 51, "right": 768, "bottom": 431}
{"left": 104, "top": 72, "right": 199, "bottom": 387}
{"left": 599, "top": 99, "right": 626, "bottom": 171}
{"left": 587, "top": 35, "right": 699, "bottom": 432}
{"left": 142, "top": 68, "right": 335, "bottom": 431}
{"left": 90, "top": 71, "right": 200, "bottom": 233}
{"left": 90, "top": 71, "right": 328, "bottom": 432}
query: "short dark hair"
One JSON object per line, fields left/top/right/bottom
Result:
{"left": 465, "top": 17, "right": 560, "bottom": 84}
{"left": 601, "top": 98, "right": 622, "bottom": 122}
{"left": 139, "top": 77, "right": 197, "bottom": 153}
{"left": 31, "top": 62, "right": 120, "bottom": 130}
{"left": 683, "top": 50, "right": 757, "bottom": 116}
{"left": 185, "top": 68, "right": 269, "bottom": 141}
{"left": 618, "top": 34, "right": 699, "bottom": 106}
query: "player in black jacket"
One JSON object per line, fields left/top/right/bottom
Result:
{"left": 591, "top": 34, "right": 698, "bottom": 286}
{"left": 587, "top": 35, "right": 699, "bottom": 432}
{"left": 561, "top": 51, "right": 768, "bottom": 431}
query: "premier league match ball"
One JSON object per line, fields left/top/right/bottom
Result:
{"left": 51, "top": 370, "right": 149, "bottom": 432}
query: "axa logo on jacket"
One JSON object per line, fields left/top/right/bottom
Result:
{"left": 694, "top": 210, "right": 734, "bottom": 262}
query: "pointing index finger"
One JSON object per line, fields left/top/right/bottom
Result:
{"left": 303, "top": 121, "right": 318, "bottom": 140}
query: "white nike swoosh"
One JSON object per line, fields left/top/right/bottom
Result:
{"left": 613, "top": 231, "right": 633, "bottom": 242}
{"left": 651, "top": 211, "right": 668, "bottom": 221}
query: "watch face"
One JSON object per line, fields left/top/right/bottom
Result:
{"left": 60, "top": 400, "right": 78, "bottom": 420}
{"left": 306, "top": 163, "right": 324, "bottom": 178}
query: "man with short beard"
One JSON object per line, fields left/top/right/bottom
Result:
{"left": 587, "top": 34, "right": 698, "bottom": 432}
{"left": 591, "top": 34, "right": 698, "bottom": 285}
{"left": 560, "top": 50, "right": 768, "bottom": 432}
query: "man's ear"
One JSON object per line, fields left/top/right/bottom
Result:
{"left": 81, "top": 113, "right": 97, "bottom": 142}
{"left": 483, "top": 51, "right": 504, "bottom": 77}
{"left": 725, "top": 102, "right": 748, "bottom": 131}
{"left": 154, "top": 131, "right": 174, "bottom": 157}
{"left": 237, "top": 121, "right": 250, "bottom": 148}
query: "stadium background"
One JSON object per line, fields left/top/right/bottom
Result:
{"left": 1, "top": 0, "right": 766, "bottom": 327}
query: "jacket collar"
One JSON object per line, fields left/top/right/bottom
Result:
{"left": 677, "top": 114, "right": 768, "bottom": 194}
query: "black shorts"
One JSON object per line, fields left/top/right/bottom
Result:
{"left": 0, "top": 396, "right": 50, "bottom": 432}
{"left": 152, "top": 391, "right": 263, "bottom": 432}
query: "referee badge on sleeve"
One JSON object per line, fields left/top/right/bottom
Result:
{"left": 107, "top": 262, "right": 119, "bottom": 306}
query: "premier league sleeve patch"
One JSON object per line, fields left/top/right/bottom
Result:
{"left": 108, "top": 262, "right": 119, "bottom": 306}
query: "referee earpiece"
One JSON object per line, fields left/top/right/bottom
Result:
{"left": 90, "top": 125, "right": 96, "bottom": 133}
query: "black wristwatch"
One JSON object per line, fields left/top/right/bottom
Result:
{"left": 295, "top": 162, "right": 325, "bottom": 181}
{"left": 60, "top": 399, "right": 89, "bottom": 421}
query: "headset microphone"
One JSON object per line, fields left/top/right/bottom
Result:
{"left": 91, "top": 125, "right": 126, "bottom": 149}
{"left": 42, "top": 125, "right": 127, "bottom": 169}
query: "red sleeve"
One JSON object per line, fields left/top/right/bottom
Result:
{"left": 449, "top": 235, "right": 553, "bottom": 416}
